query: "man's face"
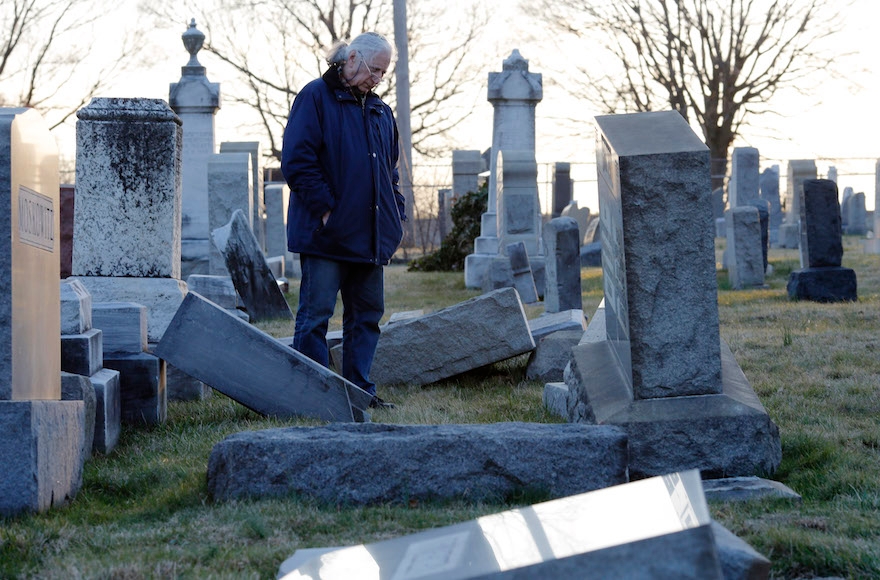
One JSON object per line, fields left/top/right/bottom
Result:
{"left": 343, "top": 50, "right": 391, "bottom": 93}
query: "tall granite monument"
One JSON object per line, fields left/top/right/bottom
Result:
{"left": 0, "top": 108, "right": 85, "bottom": 515}
{"left": 551, "top": 110, "right": 781, "bottom": 479}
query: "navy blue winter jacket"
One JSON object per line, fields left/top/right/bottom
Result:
{"left": 281, "top": 67, "right": 406, "bottom": 265}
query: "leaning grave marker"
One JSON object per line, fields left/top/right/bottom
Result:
{"left": 552, "top": 110, "right": 781, "bottom": 479}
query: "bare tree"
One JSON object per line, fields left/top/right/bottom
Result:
{"left": 0, "top": 0, "right": 141, "bottom": 130}
{"left": 525, "top": 0, "right": 846, "bottom": 186}
{"left": 141, "top": 0, "right": 487, "bottom": 163}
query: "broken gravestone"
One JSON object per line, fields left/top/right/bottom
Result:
{"left": 370, "top": 287, "right": 535, "bottom": 387}
{"left": 154, "top": 292, "right": 371, "bottom": 422}
{"left": 211, "top": 209, "right": 292, "bottom": 322}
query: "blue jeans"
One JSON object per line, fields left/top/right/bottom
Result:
{"left": 293, "top": 255, "right": 384, "bottom": 396}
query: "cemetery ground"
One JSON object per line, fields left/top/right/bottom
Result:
{"left": 1, "top": 238, "right": 879, "bottom": 579}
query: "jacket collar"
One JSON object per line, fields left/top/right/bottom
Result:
{"left": 322, "top": 65, "right": 378, "bottom": 104}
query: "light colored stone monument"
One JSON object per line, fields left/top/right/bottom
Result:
{"left": 0, "top": 108, "right": 85, "bottom": 515}
{"left": 551, "top": 110, "right": 780, "bottom": 480}
{"left": 264, "top": 181, "right": 295, "bottom": 275}
{"left": 778, "top": 159, "right": 817, "bottom": 248}
{"left": 169, "top": 19, "right": 221, "bottom": 277}
{"left": 219, "top": 141, "right": 265, "bottom": 253}
{"left": 207, "top": 152, "right": 253, "bottom": 276}
{"left": 727, "top": 206, "right": 765, "bottom": 289}
{"left": 465, "top": 50, "right": 542, "bottom": 288}
{"left": 864, "top": 159, "right": 880, "bottom": 253}
{"left": 71, "top": 97, "right": 186, "bottom": 343}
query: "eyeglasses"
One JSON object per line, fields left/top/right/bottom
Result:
{"left": 358, "top": 51, "right": 386, "bottom": 83}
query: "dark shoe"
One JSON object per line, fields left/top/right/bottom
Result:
{"left": 369, "top": 396, "right": 395, "bottom": 409}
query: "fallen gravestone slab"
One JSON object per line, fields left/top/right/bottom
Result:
{"left": 154, "top": 292, "right": 370, "bottom": 422}
{"left": 212, "top": 209, "right": 293, "bottom": 322}
{"left": 371, "top": 287, "right": 535, "bottom": 387}
{"left": 277, "top": 470, "right": 744, "bottom": 580}
{"left": 528, "top": 309, "right": 586, "bottom": 342}
{"left": 526, "top": 329, "right": 582, "bottom": 383}
{"left": 208, "top": 422, "right": 627, "bottom": 505}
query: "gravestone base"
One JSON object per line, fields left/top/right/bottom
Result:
{"left": 464, "top": 252, "right": 495, "bottom": 288}
{"left": 565, "top": 338, "right": 781, "bottom": 480}
{"left": 0, "top": 400, "right": 85, "bottom": 516}
{"left": 89, "top": 368, "right": 121, "bottom": 454}
{"left": 103, "top": 352, "right": 167, "bottom": 426}
{"left": 778, "top": 223, "right": 800, "bottom": 248}
{"left": 787, "top": 267, "right": 857, "bottom": 302}
{"left": 72, "top": 276, "right": 187, "bottom": 343}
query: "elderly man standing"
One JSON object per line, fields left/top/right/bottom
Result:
{"left": 282, "top": 32, "right": 405, "bottom": 409}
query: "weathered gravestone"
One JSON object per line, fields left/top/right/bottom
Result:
{"left": 496, "top": 150, "right": 545, "bottom": 295}
{"left": 552, "top": 111, "right": 781, "bottom": 479}
{"left": 207, "top": 152, "right": 252, "bottom": 276}
{"left": 371, "top": 287, "right": 535, "bottom": 387}
{"left": 778, "top": 160, "right": 817, "bottom": 248}
{"left": 543, "top": 216, "right": 582, "bottom": 313}
{"left": 560, "top": 200, "right": 591, "bottom": 246}
{"left": 787, "top": 179, "right": 857, "bottom": 302}
{"left": 551, "top": 161, "right": 573, "bottom": 217}
{"left": 726, "top": 206, "right": 765, "bottom": 290}
{"left": 208, "top": 422, "right": 628, "bottom": 505}
{"left": 155, "top": 292, "right": 371, "bottom": 422}
{"left": 71, "top": 97, "right": 186, "bottom": 343}
{"left": 727, "top": 147, "right": 760, "bottom": 208}
{"left": 0, "top": 108, "right": 84, "bottom": 516}
{"left": 219, "top": 141, "right": 265, "bottom": 253}
{"left": 843, "top": 191, "right": 867, "bottom": 236}
{"left": 264, "top": 182, "right": 295, "bottom": 276}
{"left": 759, "top": 166, "right": 781, "bottom": 245}
{"left": 211, "top": 209, "right": 293, "bottom": 322}
{"left": 276, "top": 470, "right": 769, "bottom": 580}
{"left": 169, "top": 19, "right": 221, "bottom": 278}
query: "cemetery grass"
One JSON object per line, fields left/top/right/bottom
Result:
{"left": 0, "top": 241, "right": 878, "bottom": 578}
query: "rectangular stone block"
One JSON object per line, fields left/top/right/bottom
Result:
{"left": 209, "top": 422, "right": 628, "bottom": 504}
{"left": 0, "top": 108, "right": 61, "bottom": 401}
{"left": 529, "top": 309, "right": 586, "bottom": 342}
{"left": 726, "top": 206, "right": 765, "bottom": 289}
{"left": 799, "top": 179, "right": 843, "bottom": 269}
{"left": 72, "top": 98, "right": 182, "bottom": 278}
{"left": 208, "top": 152, "right": 253, "bottom": 276}
{"left": 60, "top": 278, "right": 92, "bottom": 335}
{"left": 154, "top": 292, "right": 369, "bottom": 422}
{"left": 787, "top": 267, "right": 857, "bottom": 303}
{"left": 92, "top": 302, "right": 147, "bottom": 354}
{"left": 89, "top": 367, "right": 120, "bottom": 454}
{"left": 543, "top": 216, "right": 582, "bottom": 312}
{"left": 61, "top": 372, "right": 96, "bottom": 461}
{"left": 595, "top": 110, "right": 721, "bottom": 399}
{"left": 185, "top": 274, "right": 240, "bottom": 309}
{"left": 276, "top": 469, "right": 723, "bottom": 580}
{"left": 72, "top": 276, "right": 186, "bottom": 343}
{"left": 371, "top": 287, "right": 536, "bottom": 387}
{"left": 60, "top": 328, "right": 103, "bottom": 377}
{"left": 103, "top": 352, "right": 166, "bottom": 426}
{"left": 0, "top": 400, "right": 85, "bottom": 516}
{"left": 264, "top": 182, "right": 290, "bottom": 264}
{"left": 211, "top": 209, "right": 293, "bottom": 322}
{"left": 727, "top": 147, "right": 760, "bottom": 208}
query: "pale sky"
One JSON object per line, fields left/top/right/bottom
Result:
{"left": 51, "top": 0, "right": 880, "bottom": 210}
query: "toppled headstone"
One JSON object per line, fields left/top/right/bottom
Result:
{"left": 371, "top": 287, "right": 535, "bottom": 387}
{"left": 211, "top": 209, "right": 293, "bottom": 322}
{"left": 277, "top": 470, "right": 733, "bottom": 580}
{"left": 154, "top": 292, "right": 370, "bottom": 422}
{"left": 208, "top": 422, "right": 627, "bottom": 504}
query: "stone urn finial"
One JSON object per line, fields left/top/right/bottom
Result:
{"left": 182, "top": 18, "right": 205, "bottom": 68}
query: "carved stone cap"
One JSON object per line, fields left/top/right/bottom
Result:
{"left": 502, "top": 49, "right": 529, "bottom": 71}
{"left": 76, "top": 97, "right": 182, "bottom": 126}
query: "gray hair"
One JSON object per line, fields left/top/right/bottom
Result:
{"left": 326, "top": 32, "right": 393, "bottom": 66}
